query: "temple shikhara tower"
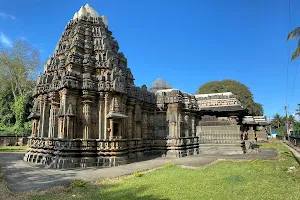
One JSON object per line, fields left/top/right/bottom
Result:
{"left": 24, "top": 4, "right": 268, "bottom": 168}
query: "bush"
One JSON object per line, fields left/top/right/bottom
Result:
{"left": 163, "top": 163, "right": 175, "bottom": 168}
{"left": 276, "top": 126, "right": 286, "bottom": 137}
{"left": 71, "top": 179, "right": 86, "bottom": 187}
{"left": 0, "top": 122, "right": 31, "bottom": 136}
{"left": 134, "top": 171, "right": 143, "bottom": 177}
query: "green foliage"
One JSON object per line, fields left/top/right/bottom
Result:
{"left": 163, "top": 163, "right": 175, "bottom": 168}
{"left": 133, "top": 171, "right": 143, "bottom": 177}
{"left": 71, "top": 179, "right": 86, "bottom": 187}
{"left": 197, "top": 79, "right": 263, "bottom": 115}
{"left": 0, "top": 40, "right": 38, "bottom": 136}
{"left": 287, "top": 27, "right": 300, "bottom": 60}
{"left": 276, "top": 126, "right": 286, "bottom": 136}
{"left": 0, "top": 146, "right": 28, "bottom": 152}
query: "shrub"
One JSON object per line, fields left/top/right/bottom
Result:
{"left": 71, "top": 179, "right": 86, "bottom": 187}
{"left": 134, "top": 171, "right": 143, "bottom": 177}
{"left": 163, "top": 163, "right": 175, "bottom": 168}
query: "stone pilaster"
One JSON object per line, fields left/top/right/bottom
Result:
{"left": 184, "top": 113, "right": 190, "bottom": 137}
{"left": 48, "top": 93, "right": 59, "bottom": 138}
{"left": 83, "top": 100, "right": 93, "bottom": 140}
{"left": 142, "top": 111, "right": 148, "bottom": 138}
{"left": 104, "top": 92, "right": 110, "bottom": 139}
{"left": 32, "top": 119, "right": 38, "bottom": 137}
{"left": 109, "top": 118, "right": 114, "bottom": 139}
{"left": 127, "top": 105, "right": 134, "bottom": 139}
{"left": 121, "top": 95, "right": 128, "bottom": 138}
{"left": 66, "top": 116, "right": 75, "bottom": 139}
{"left": 40, "top": 95, "right": 50, "bottom": 138}
{"left": 191, "top": 114, "right": 196, "bottom": 137}
{"left": 57, "top": 89, "right": 68, "bottom": 139}
{"left": 98, "top": 92, "right": 104, "bottom": 139}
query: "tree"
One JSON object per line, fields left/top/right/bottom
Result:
{"left": 287, "top": 28, "right": 300, "bottom": 60}
{"left": 295, "top": 104, "right": 300, "bottom": 116}
{"left": 197, "top": 79, "right": 263, "bottom": 116}
{"left": 272, "top": 114, "right": 282, "bottom": 128}
{"left": 0, "top": 40, "right": 40, "bottom": 134}
{"left": 0, "top": 40, "right": 39, "bottom": 99}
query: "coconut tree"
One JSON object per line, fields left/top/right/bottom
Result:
{"left": 287, "top": 28, "right": 300, "bottom": 60}
{"left": 272, "top": 114, "right": 283, "bottom": 128}
{"left": 295, "top": 104, "right": 300, "bottom": 116}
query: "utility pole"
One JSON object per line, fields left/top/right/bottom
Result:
{"left": 284, "top": 106, "right": 289, "bottom": 141}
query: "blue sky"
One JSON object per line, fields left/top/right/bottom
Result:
{"left": 0, "top": 0, "right": 300, "bottom": 118}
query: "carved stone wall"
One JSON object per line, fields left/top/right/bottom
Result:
{"left": 197, "top": 125, "right": 241, "bottom": 144}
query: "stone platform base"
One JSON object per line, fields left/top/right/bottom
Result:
{"left": 199, "top": 143, "right": 244, "bottom": 155}
{"left": 24, "top": 137, "right": 200, "bottom": 169}
{"left": 24, "top": 148, "right": 200, "bottom": 169}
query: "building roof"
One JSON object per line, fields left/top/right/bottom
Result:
{"left": 195, "top": 92, "right": 234, "bottom": 98}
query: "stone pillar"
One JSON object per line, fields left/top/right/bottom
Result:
{"left": 48, "top": 102, "right": 59, "bottom": 138}
{"left": 127, "top": 103, "right": 134, "bottom": 139}
{"left": 58, "top": 117, "right": 64, "bottom": 139}
{"left": 58, "top": 89, "right": 68, "bottom": 139}
{"left": 104, "top": 93, "right": 109, "bottom": 139}
{"left": 32, "top": 119, "right": 38, "bottom": 137}
{"left": 83, "top": 100, "right": 93, "bottom": 140}
{"left": 121, "top": 96, "right": 127, "bottom": 138}
{"left": 109, "top": 119, "right": 114, "bottom": 139}
{"left": 98, "top": 92, "right": 104, "bottom": 139}
{"left": 177, "top": 113, "right": 182, "bottom": 138}
{"left": 184, "top": 114, "right": 190, "bottom": 137}
{"left": 66, "top": 116, "right": 75, "bottom": 139}
{"left": 191, "top": 114, "right": 196, "bottom": 137}
{"left": 40, "top": 95, "right": 50, "bottom": 138}
{"left": 142, "top": 111, "right": 148, "bottom": 138}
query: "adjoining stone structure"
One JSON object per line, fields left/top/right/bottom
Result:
{"left": 24, "top": 4, "right": 266, "bottom": 168}
{"left": 155, "top": 90, "right": 246, "bottom": 154}
{"left": 242, "top": 116, "right": 269, "bottom": 141}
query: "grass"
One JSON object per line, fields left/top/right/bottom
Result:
{"left": 0, "top": 146, "right": 28, "bottom": 152}
{"left": 2, "top": 141, "right": 300, "bottom": 200}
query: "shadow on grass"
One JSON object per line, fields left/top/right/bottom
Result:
{"left": 289, "top": 151, "right": 300, "bottom": 165}
{"left": 94, "top": 183, "right": 170, "bottom": 200}
{"left": 28, "top": 182, "right": 170, "bottom": 200}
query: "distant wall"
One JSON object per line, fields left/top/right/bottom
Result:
{"left": 0, "top": 136, "right": 28, "bottom": 146}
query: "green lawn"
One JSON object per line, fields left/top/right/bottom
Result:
{"left": 3, "top": 141, "right": 300, "bottom": 200}
{"left": 0, "top": 146, "right": 28, "bottom": 152}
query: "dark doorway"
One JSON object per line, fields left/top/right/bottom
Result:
{"left": 114, "top": 122, "right": 119, "bottom": 137}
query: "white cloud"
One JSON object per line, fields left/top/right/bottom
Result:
{"left": 0, "top": 12, "right": 16, "bottom": 20}
{"left": 0, "top": 32, "right": 12, "bottom": 47}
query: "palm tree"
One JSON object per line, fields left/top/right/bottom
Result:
{"left": 273, "top": 114, "right": 282, "bottom": 128}
{"left": 287, "top": 28, "right": 300, "bottom": 60}
{"left": 295, "top": 104, "right": 300, "bottom": 116}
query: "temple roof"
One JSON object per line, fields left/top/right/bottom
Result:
{"left": 149, "top": 78, "right": 172, "bottom": 93}
{"left": 73, "top": 4, "right": 100, "bottom": 20}
{"left": 195, "top": 92, "right": 235, "bottom": 99}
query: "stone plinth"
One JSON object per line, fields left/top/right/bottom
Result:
{"left": 24, "top": 136, "right": 199, "bottom": 168}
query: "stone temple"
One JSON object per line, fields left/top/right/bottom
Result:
{"left": 24, "top": 4, "right": 268, "bottom": 168}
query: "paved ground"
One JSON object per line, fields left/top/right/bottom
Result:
{"left": 0, "top": 148, "right": 278, "bottom": 192}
